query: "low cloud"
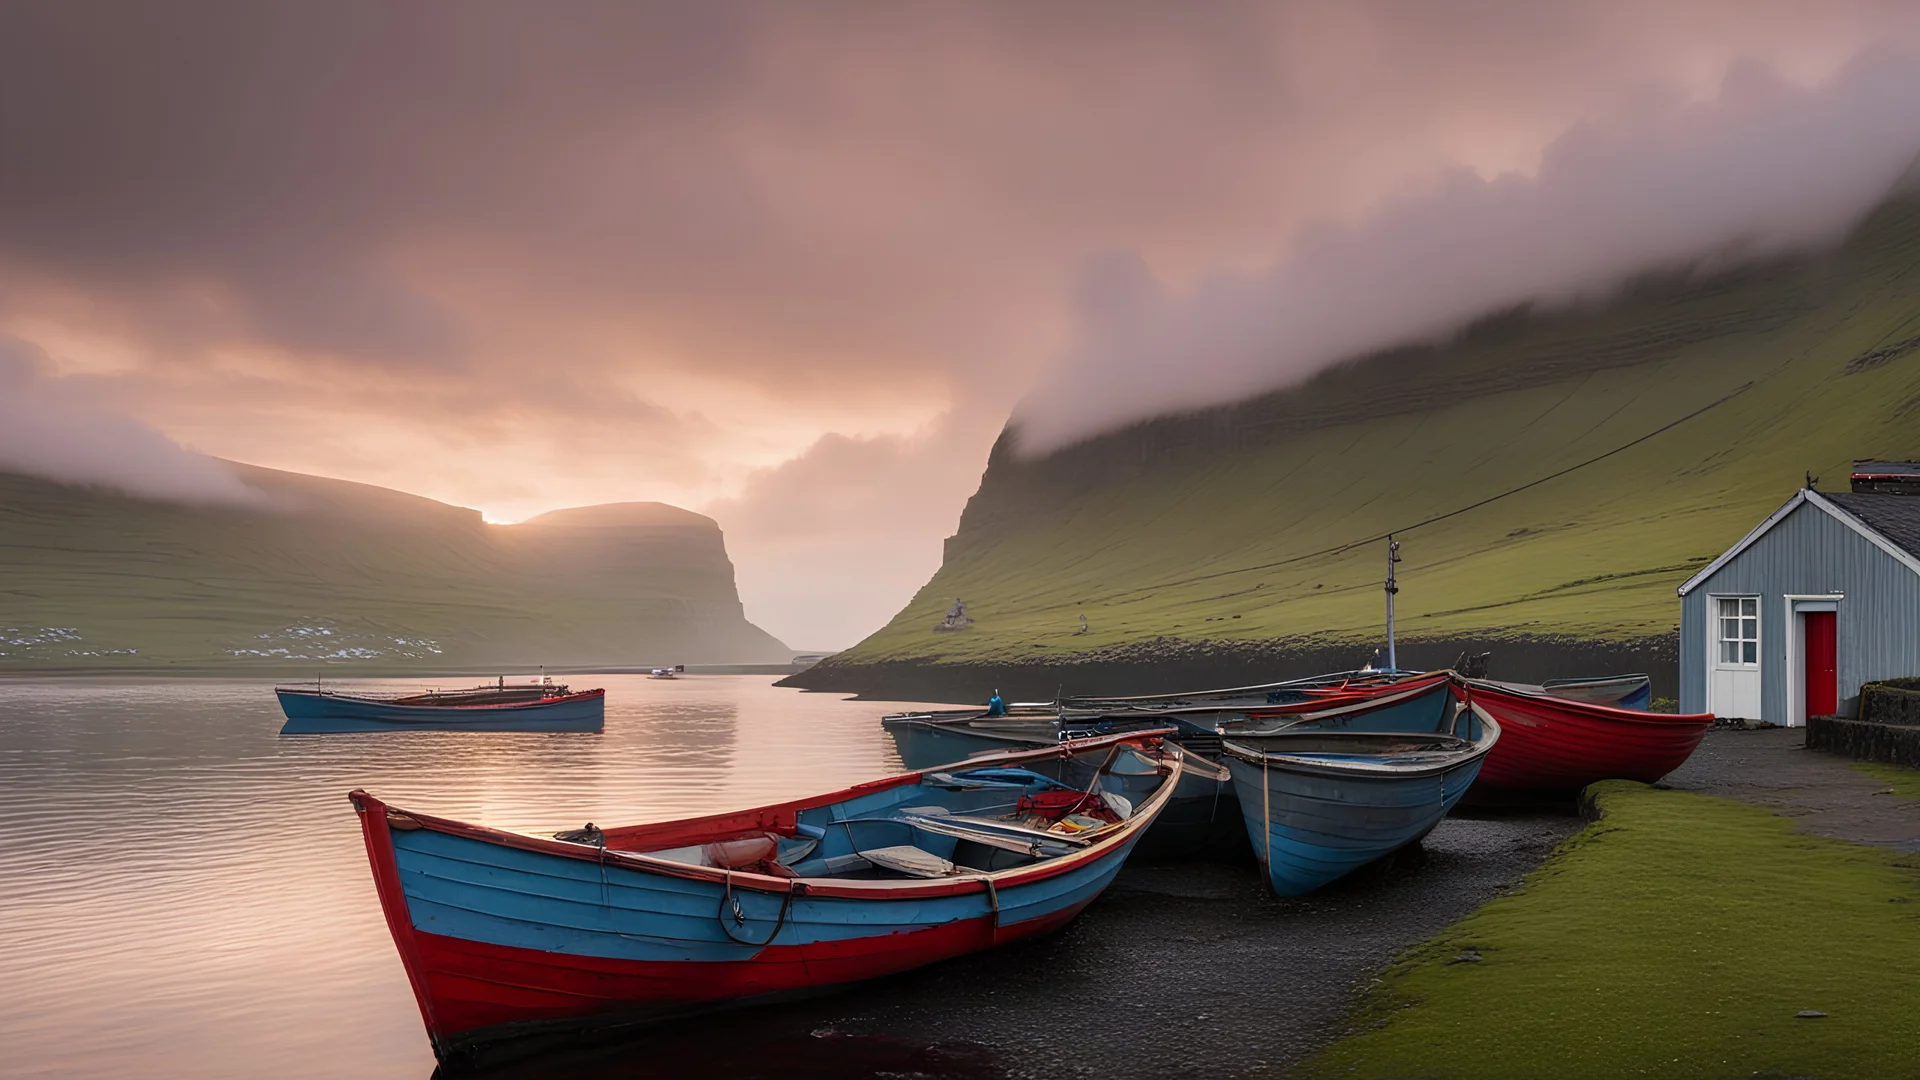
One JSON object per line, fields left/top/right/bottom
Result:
{"left": 707, "top": 411, "right": 999, "bottom": 650}
{"left": 0, "top": 336, "right": 260, "bottom": 505}
{"left": 1016, "top": 54, "right": 1920, "bottom": 452}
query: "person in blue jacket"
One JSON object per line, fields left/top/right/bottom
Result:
{"left": 985, "top": 689, "right": 1007, "bottom": 717}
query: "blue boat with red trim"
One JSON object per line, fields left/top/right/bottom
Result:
{"left": 277, "top": 678, "right": 604, "bottom": 733}
{"left": 1217, "top": 678, "right": 1499, "bottom": 896}
{"left": 347, "top": 729, "right": 1187, "bottom": 1064}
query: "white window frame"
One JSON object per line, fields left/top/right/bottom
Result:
{"left": 1711, "top": 594, "right": 1762, "bottom": 669}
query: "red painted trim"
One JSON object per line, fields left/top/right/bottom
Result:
{"left": 413, "top": 899, "right": 1089, "bottom": 1047}
{"left": 362, "top": 733, "right": 1180, "bottom": 900}
{"left": 348, "top": 790, "right": 450, "bottom": 1049}
{"left": 348, "top": 733, "right": 1181, "bottom": 1057}
{"left": 286, "top": 688, "right": 605, "bottom": 712}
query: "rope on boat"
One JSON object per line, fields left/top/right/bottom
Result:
{"left": 717, "top": 869, "right": 800, "bottom": 947}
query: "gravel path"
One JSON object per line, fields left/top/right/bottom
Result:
{"left": 1662, "top": 727, "right": 1920, "bottom": 853}
{"left": 458, "top": 814, "right": 1582, "bottom": 1080}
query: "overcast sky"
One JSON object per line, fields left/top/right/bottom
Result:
{"left": 5, "top": 2, "right": 1920, "bottom": 649}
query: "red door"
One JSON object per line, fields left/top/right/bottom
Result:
{"left": 1805, "top": 611, "right": 1837, "bottom": 718}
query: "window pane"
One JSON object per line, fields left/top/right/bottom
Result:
{"left": 1718, "top": 598, "right": 1738, "bottom": 618}
{"left": 1720, "top": 641, "right": 1737, "bottom": 663}
{"left": 1721, "top": 618, "right": 1738, "bottom": 641}
{"left": 1742, "top": 641, "right": 1757, "bottom": 664}
{"left": 1742, "top": 618, "right": 1758, "bottom": 641}
{"left": 1741, "top": 598, "right": 1757, "bottom": 617}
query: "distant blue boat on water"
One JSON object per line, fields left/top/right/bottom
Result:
{"left": 276, "top": 678, "right": 605, "bottom": 734}
{"left": 1217, "top": 679, "right": 1498, "bottom": 896}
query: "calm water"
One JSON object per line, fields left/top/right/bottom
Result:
{"left": 0, "top": 675, "right": 955, "bottom": 1079}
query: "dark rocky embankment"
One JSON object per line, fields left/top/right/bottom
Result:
{"left": 784, "top": 632, "right": 1677, "bottom": 703}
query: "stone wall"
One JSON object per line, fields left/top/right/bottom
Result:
{"left": 1859, "top": 678, "right": 1920, "bottom": 726}
{"left": 1805, "top": 715, "right": 1920, "bottom": 768}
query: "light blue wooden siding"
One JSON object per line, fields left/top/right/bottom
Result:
{"left": 1680, "top": 500, "right": 1920, "bottom": 720}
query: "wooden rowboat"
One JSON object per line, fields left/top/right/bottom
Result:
{"left": 1218, "top": 680, "right": 1499, "bottom": 895}
{"left": 347, "top": 731, "right": 1186, "bottom": 1063}
{"left": 276, "top": 680, "right": 604, "bottom": 733}
{"left": 1461, "top": 679, "right": 1710, "bottom": 797}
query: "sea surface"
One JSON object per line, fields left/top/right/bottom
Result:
{"left": 0, "top": 675, "right": 955, "bottom": 1079}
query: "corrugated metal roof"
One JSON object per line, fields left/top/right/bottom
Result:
{"left": 1677, "top": 489, "right": 1920, "bottom": 595}
{"left": 1851, "top": 460, "right": 1920, "bottom": 478}
{"left": 1823, "top": 492, "right": 1920, "bottom": 559}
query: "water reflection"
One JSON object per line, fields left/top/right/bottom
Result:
{"left": 0, "top": 675, "right": 950, "bottom": 1080}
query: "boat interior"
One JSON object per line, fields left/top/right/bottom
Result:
{"left": 599, "top": 746, "right": 1174, "bottom": 882}
{"left": 1217, "top": 679, "right": 1463, "bottom": 738}
{"left": 388, "top": 684, "right": 568, "bottom": 706}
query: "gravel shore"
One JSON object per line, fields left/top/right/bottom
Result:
{"left": 457, "top": 812, "right": 1584, "bottom": 1080}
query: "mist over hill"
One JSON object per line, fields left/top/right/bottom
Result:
{"left": 0, "top": 463, "right": 789, "bottom": 673}
{"left": 789, "top": 195, "right": 1920, "bottom": 701}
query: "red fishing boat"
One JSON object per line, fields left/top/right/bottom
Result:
{"left": 1459, "top": 678, "right": 1712, "bottom": 797}
{"left": 348, "top": 731, "right": 1186, "bottom": 1064}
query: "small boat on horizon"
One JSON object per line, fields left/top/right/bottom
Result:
{"left": 347, "top": 730, "right": 1188, "bottom": 1065}
{"left": 276, "top": 677, "right": 605, "bottom": 733}
{"left": 1218, "top": 678, "right": 1499, "bottom": 896}
{"left": 649, "top": 665, "right": 686, "bottom": 679}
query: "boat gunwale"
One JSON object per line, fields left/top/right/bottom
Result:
{"left": 1218, "top": 700, "right": 1501, "bottom": 778}
{"left": 1055, "top": 667, "right": 1430, "bottom": 708}
{"left": 1067, "top": 681, "right": 1451, "bottom": 722}
{"left": 348, "top": 728, "right": 1185, "bottom": 902}
{"left": 1208, "top": 674, "right": 1459, "bottom": 735}
{"left": 278, "top": 687, "right": 605, "bottom": 712}
{"left": 1465, "top": 678, "right": 1713, "bottom": 727}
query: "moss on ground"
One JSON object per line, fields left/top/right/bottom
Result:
{"left": 1300, "top": 781, "right": 1920, "bottom": 1080}
{"left": 1854, "top": 761, "right": 1920, "bottom": 800}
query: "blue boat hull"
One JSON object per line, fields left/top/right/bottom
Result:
{"left": 1224, "top": 751, "right": 1485, "bottom": 895}
{"left": 348, "top": 733, "right": 1184, "bottom": 1060}
{"left": 884, "top": 717, "right": 1054, "bottom": 769}
{"left": 277, "top": 689, "right": 604, "bottom": 733}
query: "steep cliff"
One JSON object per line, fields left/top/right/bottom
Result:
{"left": 0, "top": 463, "right": 789, "bottom": 672}
{"left": 791, "top": 196, "right": 1920, "bottom": 700}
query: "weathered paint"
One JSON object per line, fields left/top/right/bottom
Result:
{"left": 347, "top": 732, "right": 1182, "bottom": 1060}
{"left": 1680, "top": 494, "right": 1920, "bottom": 722}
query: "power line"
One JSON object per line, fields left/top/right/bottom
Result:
{"left": 1094, "top": 379, "right": 1756, "bottom": 602}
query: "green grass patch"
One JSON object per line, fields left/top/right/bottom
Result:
{"left": 1854, "top": 761, "right": 1920, "bottom": 800}
{"left": 1300, "top": 781, "right": 1920, "bottom": 1080}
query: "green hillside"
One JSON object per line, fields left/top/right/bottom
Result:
{"left": 793, "top": 196, "right": 1920, "bottom": 698}
{"left": 0, "top": 464, "right": 789, "bottom": 673}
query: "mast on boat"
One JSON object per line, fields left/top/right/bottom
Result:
{"left": 1385, "top": 535, "right": 1401, "bottom": 673}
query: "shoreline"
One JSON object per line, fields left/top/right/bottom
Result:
{"left": 778, "top": 633, "right": 1680, "bottom": 704}
{"left": 0, "top": 661, "right": 812, "bottom": 681}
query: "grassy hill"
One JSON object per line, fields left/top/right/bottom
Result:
{"left": 0, "top": 463, "right": 789, "bottom": 673}
{"left": 791, "top": 196, "right": 1920, "bottom": 700}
